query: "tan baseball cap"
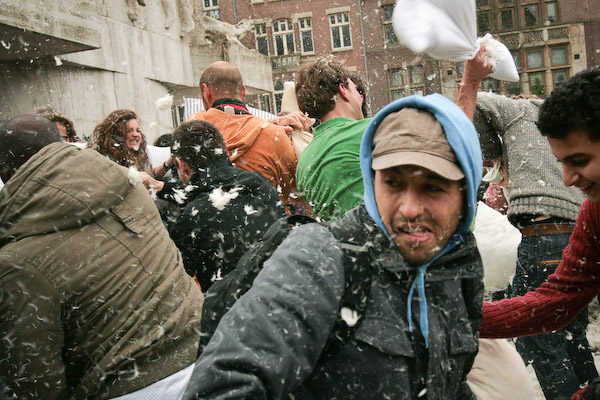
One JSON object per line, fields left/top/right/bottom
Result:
{"left": 371, "top": 108, "right": 464, "bottom": 180}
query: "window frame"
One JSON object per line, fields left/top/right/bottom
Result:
{"left": 382, "top": 4, "right": 398, "bottom": 45}
{"left": 202, "top": 0, "right": 219, "bottom": 19}
{"left": 523, "top": 5, "right": 538, "bottom": 27}
{"left": 298, "top": 17, "right": 315, "bottom": 54}
{"left": 528, "top": 71, "right": 546, "bottom": 97}
{"left": 272, "top": 19, "right": 295, "bottom": 56}
{"left": 255, "top": 23, "right": 269, "bottom": 56}
{"left": 274, "top": 80, "right": 284, "bottom": 114}
{"left": 546, "top": 1, "right": 558, "bottom": 24}
{"left": 203, "top": 0, "right": 218, "bottom": 10}
{"left": 409, "top": 65, "right": 423, "bottom": 85}
{"left": 500, "top": 8, "right": 514, "bottom": 29}
{"left": 329, "top": 12, "right": 353, "bottom": 51}
{"left": 477, "top": 11, "right": 491, "bottom": 36}
{"left": 550, "top": 46, "right": 568, "bottom": 66}
{"left": 526, "top": 49, "right": 544, "bottom": 69}
{"left": 389, "top": 67, "right": 404, "bottom": 88}
{"left": 552, "top": 69, "right": 569, "bottom": 88}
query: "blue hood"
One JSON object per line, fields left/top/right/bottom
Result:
{"left": 359, "top": 94, "right": 482, "bottom": 346}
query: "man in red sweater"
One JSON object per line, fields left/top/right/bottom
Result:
{"left": 480, "top": 68, "right": 600, "bottom": 399}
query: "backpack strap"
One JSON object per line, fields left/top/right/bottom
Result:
{"left": 321, "top": 220, "right": 374, "bottom": 355}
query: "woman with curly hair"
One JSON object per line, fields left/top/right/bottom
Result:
{"left": 89, "top": 109, "right": 152, "bottom": 173}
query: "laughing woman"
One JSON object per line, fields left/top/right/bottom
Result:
{"left": 89, "top": 109, "right": 152, "bottom": 173}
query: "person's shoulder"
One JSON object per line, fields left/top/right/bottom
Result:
{"left": 255, "top": 116, "right": 287, "bottom": 135}
{"left": 580, "top": 199, "right": 600, "bottom": 221}
{"left": 235, "top": 167, "right": 279, "bottom": 191}
{"left": 188, "top": 110, "right": 209, "bottom": 121}
{"left": 282, "top": 221, "right": 341, "bottom": 254}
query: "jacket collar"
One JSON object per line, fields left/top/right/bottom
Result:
{"left": 212, "top": 98, "right": 251, "bottom": 115}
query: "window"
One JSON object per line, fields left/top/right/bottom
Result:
{"left": 457, "top": 61, "right": 465, "bottom": 77}
{"left": 499, "top": 0, "right": 513, "bottom": 4}
{"left": 329, "top": 12, "right": 352, "bottom": 50}
{"left": 382, "top": 4, "right": 397, "bottom": 44}
{"left": 507, "top": 80, "right": 521, "bottom": 96}
{"left": 274, "top": 81, "right": 284, "bottom": 114}
{"left": 412, "top": 88, "right": 424, "bottom": 96}
{"left": 529, "top": 72, "right": 545, "bottom": 96}
{"left": 389, "top": 68, "right": 403, "bottom": 87}
{"left": 482, "top": 78, "right": 498, "bottom": 93}
{"left": 389, "top": 68, "right": 404, "bottom": 101}
{"left": 527, "top": 50, "right": 543, "bottom": 69}
{"left": 385, "top": 25, "right": 398, "bottom": 44}
{"left": 255, "top": 24, "right": 269, "bottom": 56}
{"left": 551, "top": 47, "right": 567, "bottom": 66}
{"left": 299, "top": 18, "right": 314, "bottom": 54}
{"left": 259, "top": 94, "right": 272, "bottom": 114}
{"left": 512, "top": 52, "right": 520, "bottom": 69}
{"left": 476, "top": 0, "right": 489, "bottom": 7}
{"left": 547, "top": 2, "right": 557, "bottom": 23}
{"left": 553, "top": 70, "right": 568, "bottom": 88}
{"left": 391, "top": 90, "right": 404, "bottom": 100}
{"left": 410, "top": 65, "right": 423, "bottom": 84}
{"left": 383, "top": 4, "right": 395, "bottom": 19}
{"left": 203, "top": 0, "right": 219, "bottom": 19}
{"left": 478, "top": 12, "right": 491, "bottom": 35}
{"left": 500, "top": 9, "right": 514, "bottom": 29}
{"left": 524, "top": 6, "right": 537, "bottom": 27}
{"left": 273, "top": 19, "right": 295, "bottom": 56}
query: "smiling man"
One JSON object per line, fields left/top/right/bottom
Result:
{"left": 480, "top": 67, "right": 600, "bottom": 400}
{"left": 184, "top": 94, "right": 484, "bottom": 399}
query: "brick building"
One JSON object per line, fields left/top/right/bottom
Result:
{"left": 205, "top": 0, "right": 600, "bottom": 115}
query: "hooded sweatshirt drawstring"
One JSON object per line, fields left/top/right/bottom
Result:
{"left": 407, "top": 264, "right": 430, "bottom": 347}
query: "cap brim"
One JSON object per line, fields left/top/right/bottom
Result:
{"left": 372, "top": 152, "right": 464, "bottom": 181}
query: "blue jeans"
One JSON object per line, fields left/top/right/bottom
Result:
{"left": 508, "top": 229, "right": 598, "bottom": 400}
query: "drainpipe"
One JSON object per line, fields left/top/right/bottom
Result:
{"left": 357, "top": 0, "right": 371, "bottom": 114}
{"left": 233, "top": 0, "right": 238, "bottom": 24}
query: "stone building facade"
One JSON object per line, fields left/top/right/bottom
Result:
{"left": 0, "top": 0, "right": 273, "bottom": 142}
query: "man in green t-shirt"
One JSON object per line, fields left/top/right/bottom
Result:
{"left": 295, "top": 58, "right": 371, "bottom": 220}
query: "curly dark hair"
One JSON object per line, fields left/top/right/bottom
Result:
{"left": 537, "top": 67, "right": 600, "bottom": 141}
{"left": 295, "top": 57, "right": 351, "bottom": 120}
{"left": 35, "top": 106, "right": 79, "bottom": 142}
{"left": 171, "top": 120, "right": 229, "bottom": 171}
{"left": 89, "top": 109, "right": 151, "bottom": 172}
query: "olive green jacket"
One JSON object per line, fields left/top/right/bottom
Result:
{"left": 0, "top": 143, "right": 203, "bottom": 399}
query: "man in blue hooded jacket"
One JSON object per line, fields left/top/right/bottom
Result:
{"left": 183, "top": 94, "right": 484, "bottom": 399}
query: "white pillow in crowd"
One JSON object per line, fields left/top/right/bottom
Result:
{"left": 473, "top": 201, "right": 521, "bottom": 292}
{"left": 147, "top": 145, "right": 171, "bottom": 169}
{"left": 393, "top": 0, "right": 519, "bottom": 81}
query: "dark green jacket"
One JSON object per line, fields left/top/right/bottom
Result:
{"left": 185, "top": 205, "right": 483, "bottom": 399}
{"left": 0, "top": 143, "right": 203, "bottom": 399}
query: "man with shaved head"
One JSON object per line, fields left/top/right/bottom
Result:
{"left": 189, "top": 61, "right": 312, "bottom": 215}
{"left": 0, "top": 115, "right": 203, "bottom": 399}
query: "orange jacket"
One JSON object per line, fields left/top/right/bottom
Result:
{"left": 189, "top": 108, "right": 301, "bottom": 211}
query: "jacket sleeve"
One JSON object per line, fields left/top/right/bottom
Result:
{"left": 0, "top": 253, "right": 67, "bottom": 399}
{"left": 260, "top": 125, "right": 302, "bottom": 209}
{"left": 474, "top": 93, "right": 527, "bottom": 161}
{"left": 183, "top": 224, "right": 345, "bottom": 399}
{"left": 480, "top": 200, "right": 600, "bottom": 338}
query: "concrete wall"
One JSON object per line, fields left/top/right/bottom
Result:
{"left": 0, "top": 0, "right": 273, "bottom": 143}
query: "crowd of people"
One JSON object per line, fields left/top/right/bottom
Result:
{"left": 1, "top": 51, "right": 599, "bottom": 400}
